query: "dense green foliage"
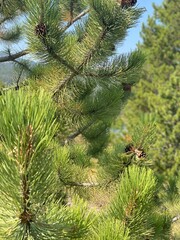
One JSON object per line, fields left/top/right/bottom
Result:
{"left": 120, "top": 0, "right": 180, "bottom": 184}
{"left": 0, "top": 0, "right": 179, "bottom": 239}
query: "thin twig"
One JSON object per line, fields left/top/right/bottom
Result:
{"left": 59, "top": 174, "right": 123, "bottom": 188}
{"left": 65, "top": 181, "right": 99, "bottom": 187}
{"left": 52, "top": 72, "right": 77, "bottom": 97}
{"left": 59, "top": 176, "right": 99, "bottom": 187}
{"left": 15, "top": 68, "right": 23, "bottom": 90}
{"left": 69, "top": 0, "right": 74, "bottom": 24}
{"left": 64, "top": 8, "right": 90, "bottom": 31}
{"left": 172, "top": 215, "right": 180, "bottom": 223}
{"left": 64, "top": 119, "right": 95, "bottom": 145}
{"left": 0, "top": 49, "right": 28, "bottom": 63}
{"left": 12, "top": 59, "right": 32, "bottom": 73}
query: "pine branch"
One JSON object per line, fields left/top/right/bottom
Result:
{"left": 15, "top": 67, "right": 23, "bottom": 90}
{"left": 53, "top": 27, "right": 108, "bottom": 96}
{"left": 18, "top": 125, "right": 34, "bottom": 230}
{"left": 40, "top": 37, "right": 78, "bottom": 74}
{"left": 59, "top": 175, "right": 123, "bottom": 188}
{"left": 64, "top": 120, "right": 95, "bottom": 144}
{"left": 33, "top": 2, "right": 78, "bottom": 73}
{"left": 0, "top": 49, "right": 28, "bottom": 62}
{"left": 69, "top": 0, "right": 74, "bottom": 24}
{"left": 58, "top": 173, "right": 100, "bottom": 187}
{"left": 59, "top": 175, "right": 99, "bottom": 187}
{"left": 52, "top": 72, "right": 76, "bottom": 98}
{"left": 64, "top": 8, "right": 90, "bottom": 31}
{"left": 13, "top": 59, "right": 32, "bottom": 72}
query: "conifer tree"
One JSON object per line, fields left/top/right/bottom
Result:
{"left": 0, "top": 0, "right": 176, "bottom": 239}
{"left": 119, "top": 0, "right": 180, "bottom": 184}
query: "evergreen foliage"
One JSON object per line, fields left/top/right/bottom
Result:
{"left": 0, "top": 89, "right": 94, "bottom": 239}
{"left": 0, "top": 0, "right": 179, "bottom": 239}
{"left": 23, "top": 0, "right": 145, "bottom": 155}
{"left": 87, "top": 166, "right": 171, "bottom": 240}
{"left": 119, "top": 0, "right": 180, "bottom": 184}
{"left": 164, "top": 174, "right": 180, "bottom": 239}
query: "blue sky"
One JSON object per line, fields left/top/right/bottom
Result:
{"left": 118, "top": 0, "right": 163, "bottom": 54}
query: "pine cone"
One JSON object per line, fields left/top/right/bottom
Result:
{"left": 118, "top": 0, "right": 137, "bottom": 8}
{"left": 122, "top": 83, "right": 132, "bottom": 92}
{"left": 35, "top": 23, "right": 47, "bottom": 37}
{"left": 125, "top": 143, "right": 134, "bottom": 153}
{"left": 125, "top": 144, "right": 146, "bottom": 159}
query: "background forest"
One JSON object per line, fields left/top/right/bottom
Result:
{"left": 0, "top": 0, "right": 179, "bottom": 239}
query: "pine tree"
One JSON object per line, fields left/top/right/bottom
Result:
{"left": 0, "top": 0, "right": 176, "bottom": 239}
{"left": 119, "top": 0, "right": 180, "bottom": 184}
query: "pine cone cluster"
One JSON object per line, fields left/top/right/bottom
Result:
{"left": 35, "top": 23, "right": 47, "bottom": 37}
{"left": 118, "top": 0, "right": 137, "bottom": 8}
{"left": 125, "top": 144, "right": 146, "bottom": 159}
{"left": 122, "top": 83, "right": 132, "bottom": 92}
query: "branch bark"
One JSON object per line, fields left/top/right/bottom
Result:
{"left": 69, "top": 0, "right": 74, "bottom": 24}
{"left": 59, "top": 176, "right": 99, "bottom": 187}
{"left": 172, "top": 215, "right": 180, "bottom": 223}
{"left": 64, "top": 8, "right": 90, "bottom": 31}
{"left": 64, "top": 120, "right": 95, "bottom": 145}
{"left": 0, "top": 49, "right": 29, "bottom": 63}
{"left": 15, "top": 67, "right": 23, "bottom": 90}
